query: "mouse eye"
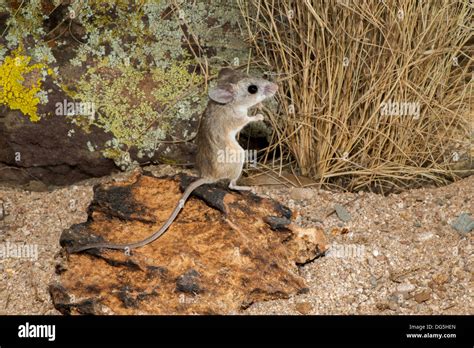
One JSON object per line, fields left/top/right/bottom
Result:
{"left": 247, "top": 85, "right": 258, "bottom": 94}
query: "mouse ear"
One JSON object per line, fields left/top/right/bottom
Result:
{"left": 208, "top": 83, "right": 235, "bottom": 104}
{"left": 217, "top": 67, "right": 235, "bottom": 79}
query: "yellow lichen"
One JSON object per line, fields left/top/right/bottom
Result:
{"left": 0, "top": 47, "right": 51, "bottom": 122}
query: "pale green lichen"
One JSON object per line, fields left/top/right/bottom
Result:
{"left": 31, "top": 44, "right": 57, "bottom": 65}
{"left": 0, "top": 45, "right": 7, "bottom": 62}
{"left": 4, "top": 0, "right": 44, "bottom": 48}
{"left": 3, "top": 0, "right": 56, "bottom": 67}
{"left": 86, "top": 141, "right": 95, "bottom": 152}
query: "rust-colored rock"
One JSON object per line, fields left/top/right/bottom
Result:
{"left": 295, "top": 301, "right": 313, "bottom": 314}
{"left": 50, "top": 172, "right": 327, "bottom": 314}
{"left": 414, "top": 290, "right": 431, "bottom": 303}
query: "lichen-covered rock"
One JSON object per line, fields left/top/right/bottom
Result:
{"left": 51, "top": 172, "right": 327, "bottom": 314}
{"left": 0, "top": 1, "right": 249, "bottom": 185}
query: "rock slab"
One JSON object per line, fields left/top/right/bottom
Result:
{"left": 50, "top": 172, "right": 327, "bottom": 314}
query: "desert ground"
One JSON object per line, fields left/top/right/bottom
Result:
{"left": 0, "top": 166, "right": 472, "bottom": 315}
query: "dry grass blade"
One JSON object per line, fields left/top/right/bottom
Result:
{"left": 238, "top": 0, "right": 473, "bottom": 192}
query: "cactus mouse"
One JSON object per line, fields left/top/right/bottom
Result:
{"left": 68, "top": 67, "right": 278, "bottom": 253}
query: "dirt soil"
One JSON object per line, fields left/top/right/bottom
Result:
{"left": 0, "top": 165, "right": 472, "bottom": 315}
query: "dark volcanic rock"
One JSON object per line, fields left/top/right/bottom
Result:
{"left": 176, "top": 269, "right": 202, "bottom": 294}
{"left": 0, "top": 104, "right": 116, "bottom": 186}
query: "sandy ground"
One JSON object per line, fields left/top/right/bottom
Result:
{"left": 0, "top": 166, "right": 472, "bottom": 315}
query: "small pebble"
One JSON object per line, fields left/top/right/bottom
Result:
{"left": 388, "top": 299, "right": 399, "bottom": 311}
{"left": 334, "top": 204, "right": 351, "bottom": 222}
{"left": 415, "top": 232, "right": 434, "bottom": 242}
{"left": 414, "top": 290, "right": 431, "bottom": 303}
{"left": 433, "top": 273, "right": 449, "bottom": 285}
{"left": 397, "top": 283, "right": 415, "bottom": 293}
{"left": 289, "top": 188, "right": 314, "bottom": 201}
{"left": 451, "top": 213, "right": 474, "bottom": 234}
{"left": 24, "top": 180, "right": 48, "bottom": 192}
{"left": 295, "top": 302, "right": 313, "bottom": 314}
{"left": 435, "top": 198, "right": 445, "bottom": 206}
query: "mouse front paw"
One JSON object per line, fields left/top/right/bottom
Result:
{"left": 254, "top": 113, "right": 264, "bottom": 122}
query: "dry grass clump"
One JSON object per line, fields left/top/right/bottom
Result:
{"left": 238, "top": 0, "right": 472, "bottom": 192}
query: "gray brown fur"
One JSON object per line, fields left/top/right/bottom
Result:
{"left": 196, "top": 68, "right": 278, "bottom": 184}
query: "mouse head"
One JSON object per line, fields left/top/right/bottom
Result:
{"left": 208, "top": 68, "right": 278, "bottom": 109}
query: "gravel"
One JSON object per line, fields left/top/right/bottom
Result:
{"left": 248, "top": 174, "right": 473, "bottom": 315}
{"left": 0, "top": 167, "right": 472, "bottom": 315}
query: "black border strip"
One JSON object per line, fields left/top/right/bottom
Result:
{"left": 0, "top": 315, "right": 471, "bottom": 346}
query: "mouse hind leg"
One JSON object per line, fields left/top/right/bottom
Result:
{"left": 229, "top": 179, "right": 252, "bottom": 191}
{"left": 226, "top": 149, "right": 252, "bottom": 191}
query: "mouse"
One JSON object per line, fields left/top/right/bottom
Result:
{"left": 68, "top": 67, "right": 278, "bottom": 254}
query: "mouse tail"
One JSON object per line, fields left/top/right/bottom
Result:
{"left": 68, "top": 177, "right": 213, "bottom": 253}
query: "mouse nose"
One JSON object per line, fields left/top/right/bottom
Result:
{"left": 265, "top": 83, "right": 278, "bottom": 96}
